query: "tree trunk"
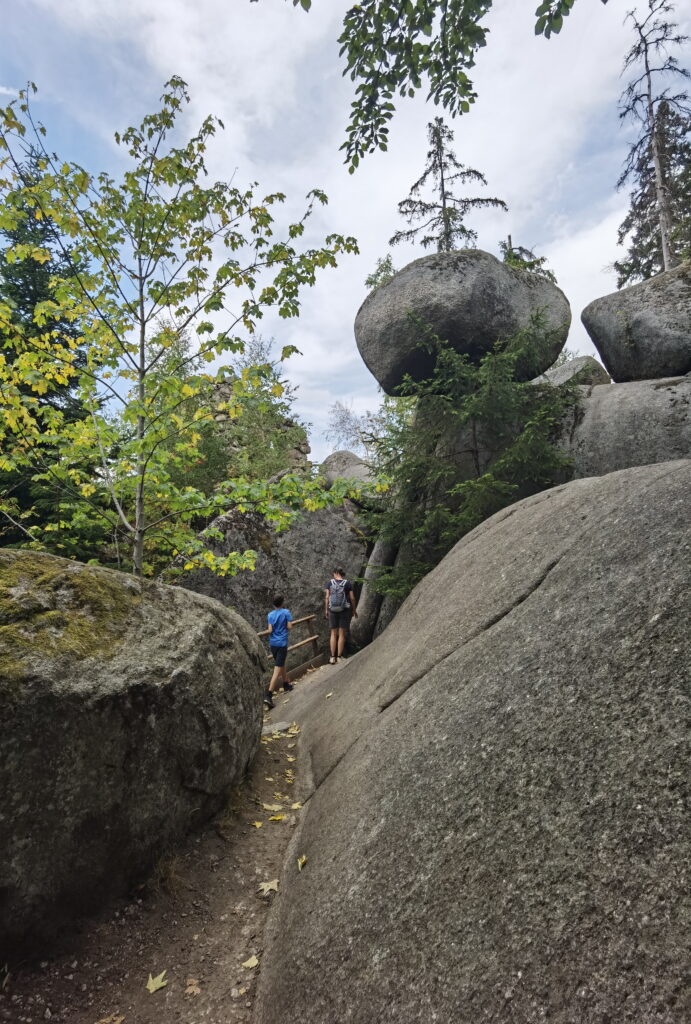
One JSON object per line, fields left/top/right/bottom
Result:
{"left": 133, "top": 262, "right": 146, "bottom": 577}
{"left": 644, "top": 45, "right": 676, "bottom": 271}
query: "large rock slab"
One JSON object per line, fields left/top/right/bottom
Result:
{"left": 355, "top": 250, "right": 571, "bottom": 394}
{"left": 582, "top": 264, "right": 691, "bottom": 381}
{"left": 533, "top": 353, "right": 610, "bottom": 387}
{"left": 562, "top": 375, "right": 691, "bottom": 478}
{"left": 0, "top": 551, "right": 265, "bottom": 952}
{"left": 179, "top": 505, "right": 367, "bottom": 668}
{"left": 256, "top": 462, "right": 691, "bottom": 1024}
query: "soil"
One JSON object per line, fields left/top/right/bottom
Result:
{"left": 0, "top": 674, "right": 319, "bottom": 1024}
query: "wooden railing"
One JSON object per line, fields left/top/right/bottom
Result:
{"left": 257, "top": 613, "right": 320, "bottom": 662}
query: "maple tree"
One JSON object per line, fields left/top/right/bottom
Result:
{"left": 0, "top": 78, "right": 357, "bottom": 576}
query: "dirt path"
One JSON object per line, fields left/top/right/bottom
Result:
{"left": 0, "top": 665, "right": 337, "bottom": 1024}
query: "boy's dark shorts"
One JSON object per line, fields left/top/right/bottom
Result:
{"left": 270, "top": 644, "right": 288, "bottom": 666}
{"left": 328, "top": 608, "right": 352, "bottom": 630}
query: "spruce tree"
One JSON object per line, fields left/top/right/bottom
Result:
{"left": 615, "top": 0, "right": 690, "bottom": 284}
{"left": 389, "top": 117, "right": 506, "bottom": 252}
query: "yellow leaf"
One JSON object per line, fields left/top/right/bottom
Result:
{"left": 268, "top": 814, "right": 286, "bottom": 821}
{"left": 257, "top": 879, "right": 279, "bottom": 896}
{"left": 241, "top": 954, "right": 259, "bottom": 970}
{"left": 286, "top": 756, "right": 296, "bottom": 762}
{"left": 297, "top": 855, "right": 308, "bottom": 872}
{"left": 183, "top": 561, "right": 195, "bottom": 570}
{"left": 288, "top": 722, "right": 300, "bottom": 735}
{"left": 273, "top": 791, "right": 288, "bottom": 800}
{"left": 262, "top": 803, "right": 281, "bottom": 812}
{"left": 291, "top": 802, "right": 302, "bottom": 810}
{"left": 326, "top": 692, "right": 333, "bottom": 699}
{"left": 146, "top": 970, "right": 168, "bottom": 994}
{"left": 95, "top": 1016, "right": 125, "bottom": 1024}
{"left": 251, "top": 821, "right": 263, "bottom": 829}
{"left": 185, "top": 978, "right": 201, "bottom": 997}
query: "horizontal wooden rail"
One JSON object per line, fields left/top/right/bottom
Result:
{"left": 287, "top": 633, "right": 320, "bottom": 652}
{"left": 257, "top": 613, "right": 315, "bottom": 638}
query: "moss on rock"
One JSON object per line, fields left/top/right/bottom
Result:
{"left": 0, "top": 551, "right": 142, "bottom": 691}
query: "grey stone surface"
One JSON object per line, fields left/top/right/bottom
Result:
{"left": 533, "top": 353, "right": 610, "bottom": 387}
{"left": 319, "top": 450, "right": 373, "bottom": 490}
{"left": 562, "top": 376, "right": 691, "bottom": 478}
{"left": 179, "top": 504, "right": 367, "bottom": 669}
{"left": 354, "top": 250, "right": 571, "bottom": 394}
{"left": 256, "top": 462, "right": 691, "bottom": 1024}
{"left": 581, "top": 264, "right": 691, "bottom": 381}
{"left": 0, "top": 551, "right": 265, "bottom": 952}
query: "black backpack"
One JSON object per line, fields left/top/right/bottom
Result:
{"left": 328, "top": 578, "right": 349, "bottom": 611}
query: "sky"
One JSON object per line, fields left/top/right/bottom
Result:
{"left": 1, "top": 0, "right": 690, "bottom": 460}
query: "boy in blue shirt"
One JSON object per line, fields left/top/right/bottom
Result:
{"left": 264, "top": 595, "right": 294, "bottom": 709}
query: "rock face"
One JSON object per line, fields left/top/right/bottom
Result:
{"left": 581, "top": 264, "right": 691, "bottom": 381}
{"left": 256, "top": 462, "right": 691, "bottom": 1024}
{"left": 0, "top": 551, "right": 265, "bottom": 952}
{"left": 563, "top": 376, "right": 691, "bottom": 479}
{"left": 319, "top": 450, "right": 372, "bottom": 490}
{"left": 179, "top": 505, "right": 367, "bottom": 667}
{"left": 354, "top": 250, "right": 571, "bottom": 393}
{"left": 533, "top": 353, "right": 610, "bottom": 387}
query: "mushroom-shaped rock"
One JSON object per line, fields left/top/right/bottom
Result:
{"left": 355, "top": 250, "right": 571, "bottom": 394}
{"left": 581, "top": 264, "right": 691, "bottom": 381}
{"left": 319, "top": 450, "right": 372, "bottom": 489}
{"left": 0, "top": 551, "right": 265, "bottom": 951}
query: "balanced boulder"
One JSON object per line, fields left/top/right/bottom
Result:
{"left": 256, "top": 461, "right": 691, "bottom": 1024}
{"left": 0, "top": 551, "right": 265, "bottom": 952}
{"left": 581, "top": 264, "right": 691, "bottom": 381}
{"left": 533, "top": 353, "right": 610, "bottom": 387}
{"left": 355, "top": 250, "right": 571, "bottom": 393}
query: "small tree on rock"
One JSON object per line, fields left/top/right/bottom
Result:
{"left": 389, "top": 117, "right": 506, "bottom": 252}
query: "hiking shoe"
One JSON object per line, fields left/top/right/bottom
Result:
{"left": 283, "top": 682, "right": 294, "bottom": 692}
{"left": 263, "top": 692, "right": 275, "bottom": 709}
{"left": 329, "top": 656, "right": 336, "bottom": 665}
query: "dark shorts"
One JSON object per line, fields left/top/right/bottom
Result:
{"left": 270, "top": 644, "right": 288, "bottom": 667}
{"left": 329, "top": 608, "right": 352, "bottom": 630}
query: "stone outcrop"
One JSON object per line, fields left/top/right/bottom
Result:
{"left": 319, "top": 450, "right": 373, "bottom": 490}
{"left": 563, "top": 375, "right": 691, "bottom": 479}
{"left": 256, "top": 461, "right": 691, "bottom": 1024}
{"left": 0, "top": 551, "right": 265, "bottom": 952}
{"left": 581, "top": 264, "right": 691, "bottom": 381}
{"left": 533, "top": 353, "right": 610, "bottom": 387}
{"left": 179, "top": 505, "right": 367, "bottom": 667}
{"left": 354, "top": 250, "right": 571, "bottom": 394}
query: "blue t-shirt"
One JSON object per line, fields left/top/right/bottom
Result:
{"left": 267, "top": 607, "right": 292, "bottom": 647}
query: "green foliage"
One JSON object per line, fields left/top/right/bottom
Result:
{"left": 0, "top": 78, "right": 358, "bottom": 576}
{"left": 615, "top": 1, "right": 690, "bottom": 282}
{"left": 364, "top": 254, "right": 397, "bottom": 290}
{"left": 274, "top": 0, "right": 610, "bottom": 169}
{"left": 390, "top": 117, "right": 506, "bottom": 252}
{"left": 363, "top": 316, "right": 578, "bottom": 599}
{"left": 499, "top": 235, "right": 557, "bottom": 283}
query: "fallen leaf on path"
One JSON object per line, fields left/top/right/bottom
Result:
{"left": 239, "top": 986, "right": 248, "bottom": 995}
{"left": 291, "top": 802, "right": 302, "bottom": 810}
{"left": 297, "top": 855, "right": 308, "bottom": 872}
{"left": 257, "top": 879, "right": 279, "bottom": 896}
{"left": 262, "top": 803, "right": 282, "bottom": 811}
{"left": 288, "top": 722, "right": 300, "bottom": 735}
{"left": 95, "top": 1016, "right": 125, "bottom": 1024}
{"left": 251, "top": 821, "right": 263, "bottom": 829}
{"left": 273, "top": 791, "right": 289, "bottom": 800}
{"left": 268, "top": 814, "right": 286, "bottom": 821}
{"left": 326, "top": 692, "right": 333, "bottom": 698}
{"left": 146, "top": 970, "right": 168, "bottom": 994}
{"left": 241, "top": 955, "right": 259, "bottom": 970}
{"left": 286, "top": 756, "right": 296, "bottom": 762}
{"left": 287, "top": 743, "right": 296, "bottom": 749}
{"left": 265, "top": 776, "right": 275, "bottom": 782}
{"left": 185, "top": 979, "right": 201, "bottom": 997}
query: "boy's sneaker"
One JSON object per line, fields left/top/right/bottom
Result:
{"left": 283, "top": 682, "right": 294, "bottom": 692}
{"left": 263, "top": 692, "right": 275, "bottom": 709}
{"left": 329, "top": 656, "right": 336, "bottom": 665}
